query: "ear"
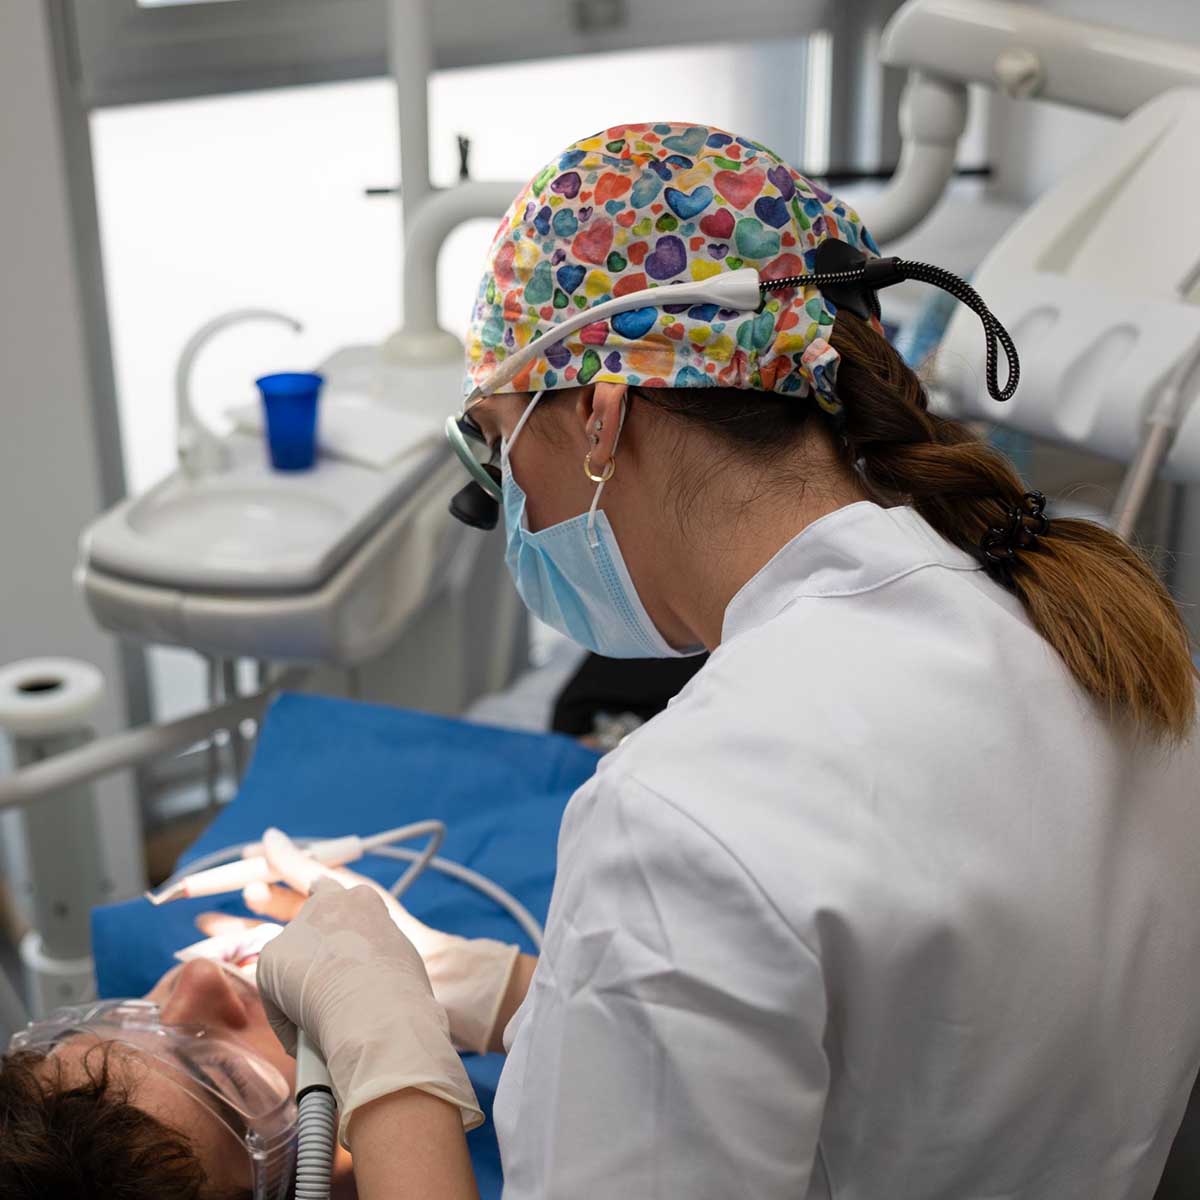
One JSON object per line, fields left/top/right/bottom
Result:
{"left": 574, "top": 381, "right": 626, "bottom": 470}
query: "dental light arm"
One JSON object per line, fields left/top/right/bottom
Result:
{"left": 872, "top": 0, "right": 1200, "bottom": 242}
{"left": 385, "top": 180, "right": 528, "bottom": 365}
{"left": 884, "top": 0, "right": 1200, "bottom": 119}
{"left": 864, "top": 71, "right": 968, "bottom": 246}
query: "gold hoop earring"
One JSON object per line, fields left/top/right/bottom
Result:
{"left": 583, "top": 451, "right": 615, "bottom": 484}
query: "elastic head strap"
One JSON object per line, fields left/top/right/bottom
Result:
{"left": 763, "top": 247, "right": 1020, "bottom": 403}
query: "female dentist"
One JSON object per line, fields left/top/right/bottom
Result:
{"left": 257, "top": 123, "right": 1200, "bottom": 1200}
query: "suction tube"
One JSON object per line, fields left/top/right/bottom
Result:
{"left": 293, "top": 1009, "right": 337, "bottom": 1199}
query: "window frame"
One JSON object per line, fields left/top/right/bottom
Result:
{"left": 65, "top": 0, "right": 838, "bottom": 109}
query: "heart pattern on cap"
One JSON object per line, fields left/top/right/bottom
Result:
{"left": 664, "top": 185, "right": 714, "bottom": 221}
{"left": 465, "top": 122, "right": 880, "bottom": 413}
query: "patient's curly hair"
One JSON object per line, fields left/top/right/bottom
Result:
{"left": 0, "top": 1045, "right": 247, "bottom": 1200}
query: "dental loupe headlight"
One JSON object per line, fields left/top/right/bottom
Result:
{"left": 446, "top": 246, "right": 1019, "bottom": 529}
{"left": 446, "top": 411, "right": 503, "bottom": 529}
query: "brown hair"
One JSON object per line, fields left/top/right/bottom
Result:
{"left": 0, "top": 1046, "right": 247, "bottom": 1200}
{"left": 632, "top": 312, "right": 1197, "bottom": 742}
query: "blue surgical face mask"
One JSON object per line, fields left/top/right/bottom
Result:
{"left": 500, "top": 391, "right": 703, "bottom": 659}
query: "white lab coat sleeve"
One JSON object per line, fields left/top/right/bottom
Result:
{"left": 495, "top": 771, "right": 831, "bottom": 1199}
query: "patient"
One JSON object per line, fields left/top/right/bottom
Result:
{"left": 0, "top": 954, "right": 355, "bottom": 1199}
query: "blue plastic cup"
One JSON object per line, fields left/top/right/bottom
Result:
{"left": 255, "top": 372, "right": 323, "bottom": 471}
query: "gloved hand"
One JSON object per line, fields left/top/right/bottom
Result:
{"left": 250, "top": 830, "right": 520, "bottom": 1055}
{"left": 255, "top": 876, "right": 484, "bottom": 1148}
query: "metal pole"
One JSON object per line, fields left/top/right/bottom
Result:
{"left": 1168, "top": 484, "right": 1200, "bottom": 649}
{"left": 0, "top": 658, "right": 107, "bottom": 1013}
{"left": 16, "top": 728, "right": 105, "bottom": 1011}
{"left": 0, "top": 668, "right": 306, "bottom": 815}
{"left": 390, "top": 0, "right": 433, "bottom": 242}
{"left": 220, "top": 658, "right": 247, "bottom": 782}
{"left": 206, "top": 655, "right": 221, "bottom": 809}
{"left": 1111, "top": 339, "right": 1200, "bottom": 542}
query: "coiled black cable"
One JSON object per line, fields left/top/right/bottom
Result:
{"left": 762, "top": 256, "right": 1020, "bottom": 404}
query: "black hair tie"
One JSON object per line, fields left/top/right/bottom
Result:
{"left": 980, "top": 492, "right": 1049, "bottom": 579}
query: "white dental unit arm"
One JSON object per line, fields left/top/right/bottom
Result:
{"left": 873, "top": 0, "right": 1200, "bottom": 245}
{"left": 874, "top": 0, "right": 1200, "bottom": 520}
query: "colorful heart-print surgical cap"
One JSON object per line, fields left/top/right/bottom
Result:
{"left": 464, "top": 121, "right": 881, "bottom": 415}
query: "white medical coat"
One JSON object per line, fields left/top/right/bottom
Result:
{"left": 494, "top": 501, "right": 1200, "bottom": 1199}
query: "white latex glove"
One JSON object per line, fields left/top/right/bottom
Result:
{"left": 255, "top": 876, "right": 484, "bottom": 1148}
{"left": 254, "top": 829, "right": 519, "bottom": 1055}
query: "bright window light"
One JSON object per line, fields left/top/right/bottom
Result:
{"left": 804, "top": 30, "right": 832, "bottom": 177}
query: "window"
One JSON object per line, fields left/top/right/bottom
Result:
{"left": 68, "top": 0, "right": 830, "bottom": 105}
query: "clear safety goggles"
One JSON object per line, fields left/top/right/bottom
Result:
{"left": 9, "top": 999, "right": 297, "bottom": 1200}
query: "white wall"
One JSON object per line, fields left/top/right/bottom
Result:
{"left": 0, "top": 4, "right": 144, "bottom": 909}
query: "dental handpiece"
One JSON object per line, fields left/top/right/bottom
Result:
{"left": 145, "top": 833, "right": 364, "bottom": 905}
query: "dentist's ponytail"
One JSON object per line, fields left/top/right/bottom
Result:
{"left": 631, "top": 312, "right": 1195, "bottom": 742}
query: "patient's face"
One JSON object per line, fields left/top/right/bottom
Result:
{"left": 48, "top": 959, "right": 295, "bottom": 1194}
{"left": 145, "top": 956, "right": 296, "bottom": 1083}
